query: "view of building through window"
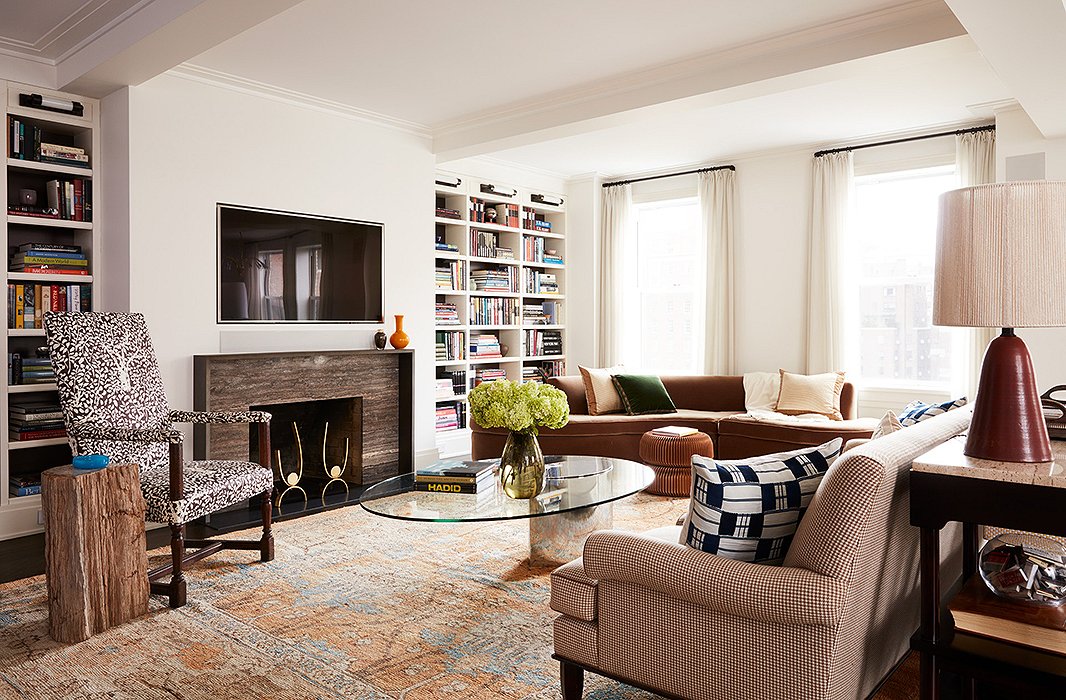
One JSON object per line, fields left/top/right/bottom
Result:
{"left": 622, "top": 198, "right": 703, "bottom": 374}
{"left": 850, "top": 165, "right": 959, "bottom": 388}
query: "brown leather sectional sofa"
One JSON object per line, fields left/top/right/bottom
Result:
{"left": 470, "top": 375, "right": 877, "bottom": 462}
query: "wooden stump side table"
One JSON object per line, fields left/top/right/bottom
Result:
{"left": 41, "top": 462, "right": 149, "bottom": 643}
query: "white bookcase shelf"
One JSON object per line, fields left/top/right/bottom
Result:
{"left": 433, "top": 172, "right": 567, "bottom": 457}
{"left": 1, "top": 81, "right": 99, "bottom": 540}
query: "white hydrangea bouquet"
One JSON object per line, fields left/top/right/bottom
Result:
{"left": 468, "top": 379, "right": 569, "bottom": 435}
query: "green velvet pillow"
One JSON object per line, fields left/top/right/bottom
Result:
{"left": 610, "top": 374, "right": 677, "bottom": 415}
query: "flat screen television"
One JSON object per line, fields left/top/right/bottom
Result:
{"left": 217, "top": 204, "right": 384, "bottom": 323}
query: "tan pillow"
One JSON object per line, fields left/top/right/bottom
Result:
{"left": 774, "top": 369, "right": 845, "bottom": 420}
{"left": 871, "top": 410, "right": 903, "bottom": 439}
{"left": 579, "top": 365, "right": 625, "bottom": 415}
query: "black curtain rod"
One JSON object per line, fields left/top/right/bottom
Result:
{"left": 814, "top": 124, "right": 995, "bottom": 158}
{"left": 602, "top": 164, "right": 736, "bottom": 188}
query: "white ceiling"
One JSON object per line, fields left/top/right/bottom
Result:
{"left": 188, "top": 0, "right": 932, "bottom": 129}
{"left": 0, "top": 0, "right": 143, "bottom": 60}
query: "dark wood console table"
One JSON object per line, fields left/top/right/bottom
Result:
{"left": 910, "top": 436, "right": 1066, "bottom": 699}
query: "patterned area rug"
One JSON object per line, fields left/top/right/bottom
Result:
{"left": 0, "top": 494, "right": 685, "bottom": 699}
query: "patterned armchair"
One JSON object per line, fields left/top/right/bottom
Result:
{"left": 44, "top": 312, "right": 275, "bottom": 608}
{"left": 550, "top": 406, "right": 972, "bottom": 700}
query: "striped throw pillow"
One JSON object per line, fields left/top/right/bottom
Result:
{"left": 898, "top": 397, "right": 967, "bottom": 427}
{"left": 680, "top": 438, "right": 843, "bottom": 564}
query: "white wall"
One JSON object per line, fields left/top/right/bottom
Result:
{"left": 995, "top": 106, "right": 1066, "bottom": 389}
{"left": 563, "top": 174, "right": 599, "bottom": 368}
{"left": 103, "top": 72, "right": 438, "bottom": 460}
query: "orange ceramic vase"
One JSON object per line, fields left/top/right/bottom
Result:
{"left": 389, "top": 314, "right": 410, "bottom": 349}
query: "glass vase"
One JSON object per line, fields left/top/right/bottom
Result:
{"left": 500, "top": 430, "right": 545, "bottom": 499}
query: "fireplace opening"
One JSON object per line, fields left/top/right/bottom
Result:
{"left": 250, "top": 397, "right": 364, "bottom": 505}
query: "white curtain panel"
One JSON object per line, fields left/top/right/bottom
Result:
{"left": 956, "top": 129, "right": 997, "bottom": 399}
{"left": 805, "top": 151, "right": 853, "bottom": 374}
{"left": 598, "top": 184, "right": 632, "bottom": 366}
{"left": 698, "top": 169, "right": 736, "bottom": 374}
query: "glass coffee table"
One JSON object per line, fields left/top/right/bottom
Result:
{"left": 360, "top": 455, "right": 654, "bottom": 564}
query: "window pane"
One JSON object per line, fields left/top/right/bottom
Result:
{"left": 851, "top": 166, "right": 957, "bottom": 387}
{"left": 623, "top": 199, "right": 702, "bottom": 374}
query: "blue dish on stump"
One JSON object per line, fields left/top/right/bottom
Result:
{"left": 72, "top": 454, "right": 109, "bottom": 470}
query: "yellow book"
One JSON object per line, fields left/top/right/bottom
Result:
{"left": 14, "top": 285, "right": 24, "bottom": 329}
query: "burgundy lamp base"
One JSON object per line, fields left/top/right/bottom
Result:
{"left": 965, "top": 329, "right": 1052, "bottom": 463}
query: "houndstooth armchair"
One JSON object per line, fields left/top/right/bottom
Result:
{"left": 45, "top": 312, "right": 275, "bottom": 608}
{"left": 551, "top": 405, "right": 972, "bottom": 700}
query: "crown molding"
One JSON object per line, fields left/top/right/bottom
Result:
{"left": 169, "top": 64, "right": 432, "bottom": 138}
{"left": 432, "top": 0, "right": 962, "bottom": 136}
{"left": 0, "top": 0, "right": 155, "bottom": 62}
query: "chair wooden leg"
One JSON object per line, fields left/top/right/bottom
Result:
{"left": 169, "top": 523, "right": 187, "bottom": 608}
{"left": 561, "top": 660, "right": 584, "bottom": 700}
{"left": 260, "top": 489, "right": 275, "bottom": 562}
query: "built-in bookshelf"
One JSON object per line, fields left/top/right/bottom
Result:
{"left": 434, "top": 172, "right": 566, "bottom": 457}
{"left": 0, "top": 82, "right": 99, "bottom": 539}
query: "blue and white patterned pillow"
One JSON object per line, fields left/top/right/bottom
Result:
{"left": 680, "top": 438, "right": 843, "bottom": 565}
{"left": 898, "top": 397, "right": 967, "bottom": 427}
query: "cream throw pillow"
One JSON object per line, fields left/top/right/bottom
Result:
{"left": 743, "top": 371, "right": 781, "bottom": 412}
{"left": 871, "top": 410, "right": 903, "bottom": 439}
{"left": 579, "top": 365, "right": 625, "bottom": 415}
{"left": 774, "top": 370, "right": 845, "bottom": 421}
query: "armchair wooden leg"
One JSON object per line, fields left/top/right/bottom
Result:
{"left": 168, "top": 523, "right": 187, "bottom": 609}
{"left": 561, "top": 660, "right": 584, "bottom": 700}
{"left": 260, "top": 489, "right": 275, "bottom": 562}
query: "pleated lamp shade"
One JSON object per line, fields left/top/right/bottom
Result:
{"left": 934, "top": 181, "right": 1066, "bottom": 328}
{"left": 933, "top": 180, "right": 1066, "bottom": 463}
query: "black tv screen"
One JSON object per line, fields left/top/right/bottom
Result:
{"left": 217, "top": 204, "right": 383, "bottom": 323}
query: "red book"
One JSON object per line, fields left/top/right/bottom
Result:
{"left": 57, "top": 286, "right": 66, "bottom": 311}
{"left": 74, "top": 179, "right": 83, "bottom": 221}
{"left": 16, "top": 267, "right": 88, "bottom": 276}
{"left": 50, "top": 285, "right": 59, "bottom": 312}
{"left": 10, "top": 428, "right": 67, "bottom": 441}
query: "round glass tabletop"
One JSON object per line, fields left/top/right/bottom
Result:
{"left": 359, "top": 455, "right": 654, "bottom": 523}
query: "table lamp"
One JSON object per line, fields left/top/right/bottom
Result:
{"left": 933, "top": 181, "right": 1066, "bottom": 463}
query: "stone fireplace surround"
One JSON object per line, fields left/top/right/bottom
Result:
{"left": 193, "top": 350, "right": 413, "bottom": 486}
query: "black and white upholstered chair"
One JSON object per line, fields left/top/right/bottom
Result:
{"left": 44, "top": 312, "right": 275, "bottom": 608}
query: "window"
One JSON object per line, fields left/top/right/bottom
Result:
{"left": 849, "top": 165, "right": 961, "bottom": 388}
{"left": 621, "top": 198, "right": 702, "bottom": 374}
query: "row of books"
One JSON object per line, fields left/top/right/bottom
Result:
{"left": 16, "top": 179, "right": 92, "bottom": 222}
{"left": 7, "top": 283, "right": 91, "bottom": 328}
{"left": 538, "top": 360, "right": 566, "bottom": 377}
{"left": 437, "top": 369, "right": 469, "bottom": 396}
{"left": 522, "top": 236, "right": 563, "bottom": 264}
{"left": 470, "top": 199, "right": 521, "bottom": 227}
{"left": 435, "top": 302, "right": 460, "bottom": 325}
{"left": 522, "top": 210, "right": 553, "bottom": 232}
{"left": 435, "top": 259, "right": 467, "bottom": 290}
{"left": 435, "top": 403, "right": 468, "bottom": 432}
{"left": 10, "top": 474, "right": 42, "bottom": 497}
{"left": 470, "top": 296, "right": 518, "bottom": 326}
{"left": 475, "top": 368, "right": 507, "bottom": 385}
{"left": 10, "top": 400, "right": 65, "bottom": 442}
{"left": 470, "top": 229, "right": 515, "bottom": 260}
{"left": 470, "top": 268, "right": 518, "bottom": 293}
{"left": 523, "top": 301, "right": 562, "bottom": 325}
{"left": 470, "top": 334, "right": 502, "bottom": 358}
{"left": 414, "top": 459, "right": 497, "bottom": 494}
{"left": 8, "top": 117, "right": 90, "bottom": 168}
{"left": 9, "top": 354, "right": 54, "bottom": 386}
{"left": 435, "top": 331, "right": 465, "bottom": 362}
{"left": 524, "top": 270, "right": 559, "bottom": 294}
{"left": 524, "top": 330, "right": 563, "bottom": 357}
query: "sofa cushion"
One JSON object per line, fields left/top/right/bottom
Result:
{"left": 681, "top": 438, "right": 842, "bottom": 564}
{"left": 560, "top": 409, "right": 741, "bottom": 437}
{"left": 775, "top": 370, "right": 846, "bottom": 420}
{"left": 899, "top": 397, "right": 967, "bottom": 426}
{"left": 611, "top": 374, "right": 677, "bottom": 415}
{"left": 579, "top": 365, "right": 626, "bottom": 415}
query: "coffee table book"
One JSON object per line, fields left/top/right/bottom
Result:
{"left": 950, "top": 576, "right": 1066, "bottom": 655}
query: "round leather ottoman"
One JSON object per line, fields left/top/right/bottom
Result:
{"left": 638, "top": 430, "right": 714, "bottom": 497}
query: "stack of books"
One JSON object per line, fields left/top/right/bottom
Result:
{"left": 435, "top": 302, "right": 460, "bottom": 325}
{"left": 435, "top": 404, "right": 467, "bottom": 432}
{"left": 494, "top": 246, "right": 514, "bottom": 260}
{"left": 470, "top": 268, "right": 517, "bottom": 292}
{"left": 949, "top": 576, "right": 1066, "bottom": 654}
{"left": 435, "top": 331, "right": 464, "bottom": 361}
{"left": 543, "top": 250, "right": 564, "bottom": 265}
{"left": 522, "top": 301, "right": 562, "bottom": 325}
{"left": 435, "top": 207, "right": 462, "bottom": 220}
{"left": 524, "top": 330, "right": 562, "bottom": 357}
{"left": 469, "top": 334, "right": 502, "bottom": 358}
{"left": 524, "top": 270, "right": 559, "bottom": 294}
{"left": 651, "top": 426, "right": 700, "bottom": 437}
{"left": 8, "top": 354, "right": 55, "bottom": 385}
{"left": 435, "top": 259, "right": 466, "bottom": 290}
{"left": 10, "top": 401, "right": 65, "bottom": 441}
{"left": 435, "top": 377, "right": 457, "bottom": 399}
{"left": 7, "top": 118, "right": 90, "bottom": 168}
{"left": 475, "top": 368, "right": 507, "bottom": 385}
{"left": 9, "top": 474, "right": 42, "bottom": 497}
{"left": 7, "top": 282, "right": 91, "bottom": 328}
{"left": 10, "top": 242, "right": 89, "bottom": 275}
{"left": 522, "top": 367, "right": 545, "bottom": 383}
{"left": 434, "top": 240, "right": 459, "bottom": 253}
{"left": 415, "top": 459, "right": 498, "bottom": 494}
